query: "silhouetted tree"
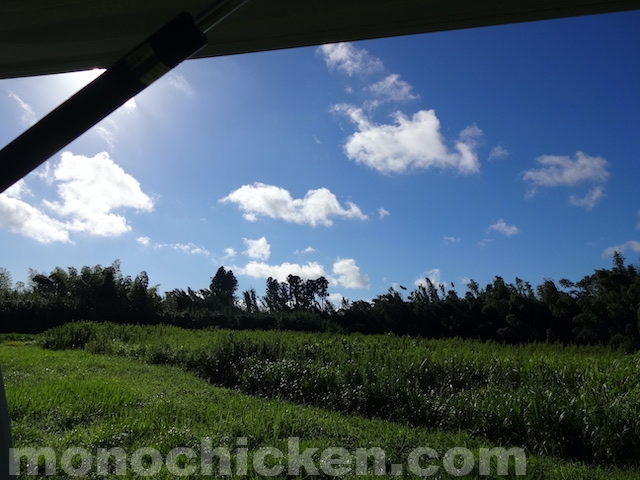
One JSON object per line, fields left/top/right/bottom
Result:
{"left": 315, "top": 276, "right": 330, "bottom": 312}
{"left": 0, "top": 268, "right": 11, "bottom": 293}
{"left": 263, "top": 277, "right": 287, "bottom": 313}
{"left": 207, "top": 266, "right": 238, "bottom": 310}
{"left": 287, "top": 274, "right": 303, "bottom": 310}
{"left": 242, "top": 288, "right": 260, "bottom": 314}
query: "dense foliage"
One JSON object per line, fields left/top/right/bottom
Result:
{"left": 41, "top": 322, "right": 640, "bottom": 468}
{"left": 2, "top": 253, "right": 640, "bottom": 349}
{"left": 7, "top": 343, "right": 636, "bottom": 479}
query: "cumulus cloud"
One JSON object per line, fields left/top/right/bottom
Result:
{"left": 603, "top": 241, "right": 640, "bottom": 258}
{"left": 366, "top": 74, "right": 418, "bottom": 105}
{"left": 488, "top": 219, "right": 519, "bottom": 236}
{"left": 569, "top": 186, "right": 604, "bottom": 211}
{"left": 235, "top": 257, "right": 369, "bottom": 290}
{"left": 243, "top": 237, "right": 271, "bottom": 260}
{"left": 333, "top": 258, "right": 369, "bottom": 289}
{"left": 220, "top": 182, "right": 367, "bottom": 226}
{"left": 43, "top": 152, "right": 153, "bottom": 236}
{"left": 333, "top": 105, "right": 482, "bottom": 175}
{"left": 317, "top": 43, "right": 383, "bottom": 76}
{"left": 236, "top": 261, "right": 327, "bottom": 283}
{"left": 0, "top": 152, "right": 152, "bottom": 243}
{"left": 136, "top": 236, "right": 151, "bottom": 246}
{"left": 0, "top": 194, "right": 71, "bottom": 243}
{"left": 524, "top": 152, "right": 609, "bottom": 209}
{"left": 223, "top": 247, "right": 237, "bottom": 259}
{"left": 3, "top": 180, "right": 31, "bottom": 200}
{"left": 524, "top": 152, "right": 609, "bottom": 187}
{"left": 8, "top": 92, "right": 37, "bottom": 126}
{"left": 489, "top": 145, "right": 509, "bottom": 161}
{"left": 378, "top": 207, "right": 390, "bottom": 219}
{"left": 328, "top": 292, "right": 346, "bottom": 307}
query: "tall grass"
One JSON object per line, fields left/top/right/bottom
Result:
{"left": 2, "top": 344, "right": 603, "bottom": 479}
{"left": 41, "top": 321, "right": 640, "bottom": 467}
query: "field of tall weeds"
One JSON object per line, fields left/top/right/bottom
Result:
{"left": 41, "top": 321, "right": 640, "bottom": 467}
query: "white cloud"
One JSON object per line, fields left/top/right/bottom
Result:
{"left": 603, "top": 241, "right": 640, "bottom": 258}
{"left": 3, "top": 180, "right": 31, "bottom": 200}
{"left": 220, "top": 182, "right": 367, "bottom": 226}
{"left": 366, "top": 74, "right": 418, "bottom": 105}
{"left": 524, "top": 152, "right": 609, "bottom": 188}
{"left": 317, "top": 43, "right": 383, "bottom": 76}
{"left": 137, "top": 236, "right": 210, "bottom": 256}
{"left": 171, "top": 243, "right": 210, "bottom": 255}
{"left": 444, "top": 236, "right": 461, "bottom": 244}
{"left": 243, "top": 237, "right": 271, "bottom": 260}
{"left": 333, "top": 105, "right": 481, "bottom": 175}
{"left": 33, "top": 162, "right": 54, "bottom": 184}
{"left": 569, "top": 186, "right": 604, "bottom": 210}
{"left": 378, "top": 207, "right": 390, "bottom": 218}
{"left": 136, "top": 236, "right": 151, "bottom": 246}
{"left": 8, "top": 92, "right": 37, "bottom": 126}
{"left": 123, "top": 98, "right": 137, "bottom": 110}
{"left": 524, "top": 152, "right": 609, "bottom": 210}
{"left": 0, "top": 194, "right": 71, "bottom": 243}
{"left": 42, "top": 152, "right": 153, "bottom": 236}
{"left": 488, "top": 219, "right": 519, "bottom": 236}
{"left": 238, "top": 258, "right": 368, "bottom": 290}
{"left": 0, "top": 152, "right": 152, "bottom": 243}
{"left": 223, "top": 247, "right": 237, "bottom": 259}
{"left": 294, "top": 246, "right": 317, "bottom": 254}
{"left": 414, "top": 268, "right": 444, "bottom": 288}
{"left": 236, "top": 261, "right": 327, "bottom": 283}
{"left": 479, "top": 238, "right": 493, "bottom": 248}
{"left": 524, "top": 152, "right": 609, "bottom": 208}
{"left": 166, "top": 73, "right": 193, "bottom": 95}
{"left": 489, "top": 145, "right": 509, "bottom": 161}
{"left": 91, "top": 95, "right": 136, "bottom": 150}
{"left": 458, "top": 125, "right": 483, "bottom": 146}
{"left": 333, "top": 258, "right": 369, "bottom": 289}
{"left": 93, "top": 125, "right": 117, "bottom": 150}
{"left": 328, "top": 292, "right": 346, "bottom": 307}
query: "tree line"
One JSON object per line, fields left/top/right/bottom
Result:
{"left": 1, "top": 253, "right": 639, "bottom": 350}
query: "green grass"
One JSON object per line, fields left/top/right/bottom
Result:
{"left": 0, "top": 333, "right": 38, "bottom": 345}
{"left": 3, "top": 343, "right": 639, "bottom": 479}
{"left": 40, "top": 322, "right": 640, "bottom": 468}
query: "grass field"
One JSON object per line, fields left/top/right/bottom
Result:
{"left": 40, "top": 322, "right": 640, "bottom": 468}
{"left": 0, "top": 343, "right": 635, "bottom": 479}
{"left": 2, "top": 324, "right": 639, "bottom": 478}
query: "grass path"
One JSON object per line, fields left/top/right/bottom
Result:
{"left": 0, "top": 342, "right": 637, "bottom": 479}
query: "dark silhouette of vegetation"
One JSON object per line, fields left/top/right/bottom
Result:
{"left": 2, "top": 253, "right": 640, "bottom": 350}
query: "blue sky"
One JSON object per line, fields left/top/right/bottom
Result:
{"left": 1, "top": 11, "right": 639, "bottom": 306}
